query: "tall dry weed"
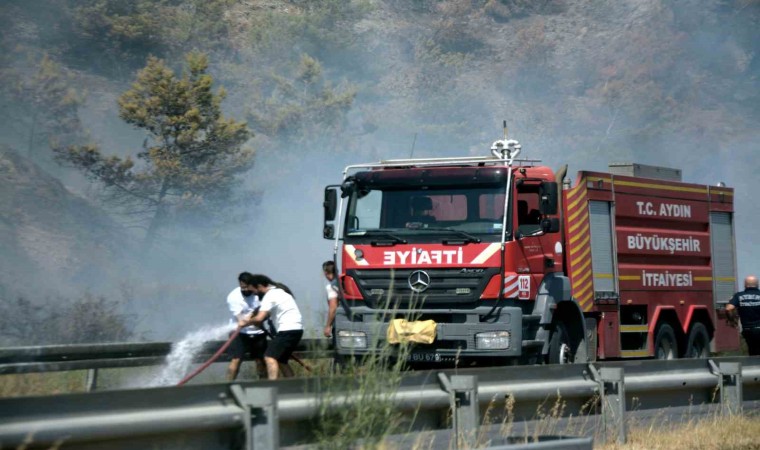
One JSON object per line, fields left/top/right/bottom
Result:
{"left": 598, "top": 414, "right": 760, "bottom": 450}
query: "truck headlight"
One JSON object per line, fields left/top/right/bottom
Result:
{"left": 475, "top": 331, "right": 510, "bottom": 350}
{"left": 338, "top": 330, "right": 367, "bottom": 349}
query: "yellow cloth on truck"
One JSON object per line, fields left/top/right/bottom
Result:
{"left": 386, "top": 319, "right": 437, "bottom": 344}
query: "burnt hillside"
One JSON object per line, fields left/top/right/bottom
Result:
{"left": 0, "top": 147, "right": 129, "bottom": 293}
{"left": 0, "top": 0, "right": 757, "bottom": 340}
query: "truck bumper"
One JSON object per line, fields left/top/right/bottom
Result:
{"left": 334, "top": 306, "right": 523, "bottom": 361}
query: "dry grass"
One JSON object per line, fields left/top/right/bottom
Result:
{"left": 597, "top": 414, "right": 760, "bottom": 450}
{"left": 0, "top": 357, "right": 330, "bottom": 399}
{"left": 290, "top": 355, "right": 335, "bottom": 378}
{"left": 0, "top": 364, "right": 222, "bottom": 396}
{"left": 0, "top": 372, "right": 88, "bottom": 397}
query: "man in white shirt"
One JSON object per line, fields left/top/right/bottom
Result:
{"left": 226, "top": 272, "right": 268, "bottom": 380}
{"left": 238, "top": 274, "right": 303, "bottom": 380}
{"left": 322, "top": 260, "right": 339, "bottom": 338}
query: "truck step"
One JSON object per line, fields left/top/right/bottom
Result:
{"left": 620, "top": 325, "right": 648, "bottom": 333}
{"left": 521, "top": 340, "right": 544, "bottom": 349}
{"left": 620, "top": 349, "right": 650, "bottom": 358}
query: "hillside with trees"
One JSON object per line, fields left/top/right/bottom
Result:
{"left": 0, "top": 0, "right": 758, "bottom": 342}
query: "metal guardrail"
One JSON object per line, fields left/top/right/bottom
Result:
{"left": 1, "top": 357, "right": 759, "bottom": 449}
{"left": 0, "top": 339, "right": 331, "bottom": 374}
{"left": 0, "top": 339, "right": 332, "bottom": 392}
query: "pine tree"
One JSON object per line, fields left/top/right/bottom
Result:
{"left": 56, "top": 52, "right": 253, "bottom": 248}
{"left": 248, "top": 54, "right": 355, "bottom": 144}
{"left": 12, "top": 54, "right": 84, "bottom": 158}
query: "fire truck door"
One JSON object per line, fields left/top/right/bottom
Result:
{"left": 516, "top": 195, "right": 546, "bottom": 273}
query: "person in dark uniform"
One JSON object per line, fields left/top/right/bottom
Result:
{"left": 726, "top": 275, "right": 760, "bottom": 356}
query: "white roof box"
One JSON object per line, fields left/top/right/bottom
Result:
{"left": 608, "top": 163, "right": 682, "bottom": 182}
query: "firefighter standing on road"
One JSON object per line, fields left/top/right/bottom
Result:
{"left": 322, "top": 261, "right": 339, "bottom": 338}
{"left": 726, "top": 275, "right": 760, "bottom": 356}
{"left": 238, "top": 274, "right": 304, "bottom": 380}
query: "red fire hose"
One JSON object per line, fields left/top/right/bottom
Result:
{"left": 176, "top": 328, "right": 240, "bottom": 386}
{"left": 175, "top": 328, "right": 312, "bottom": 386}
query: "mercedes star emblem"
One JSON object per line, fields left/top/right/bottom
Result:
{"left": 408, "top": 270, "right": 431, "bottom": 293}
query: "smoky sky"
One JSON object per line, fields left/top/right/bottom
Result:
{"left": 1, "top": 0, "right": 758, "bottom": 341}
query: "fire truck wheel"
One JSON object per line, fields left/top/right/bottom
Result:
{"left": 654, "top": 323, "right": 678, "bottom": 360}
{"left": 547, "top": 321, "right": 573, "bottom": 364}
{"left": 685, "top": 322, "right": 710, "bottom": 359}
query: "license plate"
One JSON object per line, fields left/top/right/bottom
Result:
{"left": 407, "top": 352, "right": 442, "bottom": 363}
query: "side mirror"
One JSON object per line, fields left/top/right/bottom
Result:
{"left": 324, "top": 186, "right": 339, "bottom": 240}
{"left": 323, "top": 224, "right": 335, "bottom": 239}
{"left": 541, "top": 217, "right": 560, "bottom": 233}
{"left": 324, "top": 187, "right": 338, "bottom": 222}
{"left": 539, "top": 182, "right": 558, "bottom": 215}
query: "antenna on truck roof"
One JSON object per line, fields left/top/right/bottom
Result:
{"left": 409, "top": 132, "right": 417, "bottom": 158}
{"left": 492, "top": 120, "right": 519, "bottom": 249}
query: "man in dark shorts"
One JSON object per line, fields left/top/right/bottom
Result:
{"left": 226, "top": 272, "right": 268, "bottom": 380}
{"left": 238, "top": 274, "right": 303, "bottom": 380}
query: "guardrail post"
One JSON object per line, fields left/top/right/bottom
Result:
{"left": 438, "top": 373, "right": 479, "bottom": 448}
{"left": 599, "top": 367, "right": 626, "bottom": 445}
{"left": 718, "top": 361, "right": 742, "bottom": 416}
{"left": 85, "top": 368, "right": 98, "bottom": 392}
{"left": 250, "top": 387, "right": 279, "bottom": 450}
{"left": 230, "top": 385, "right": 279, "bottom": 450}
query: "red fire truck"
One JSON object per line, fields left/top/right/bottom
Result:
{"left": 322, "top": 136, "right": 740, "bottom": 364}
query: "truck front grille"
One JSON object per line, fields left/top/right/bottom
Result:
{"left": 347, "top": 268, "right": 499, "bottom": 308}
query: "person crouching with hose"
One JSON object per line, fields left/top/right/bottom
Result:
{"left": 238, "top": 274, "right": 303, "bottom": 380}
{"left": 226, "top": 272, "right": 269, "bottom": 381}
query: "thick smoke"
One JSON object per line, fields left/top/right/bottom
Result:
{"left": 0, "top": 0, "right": 758, "bottom": 343}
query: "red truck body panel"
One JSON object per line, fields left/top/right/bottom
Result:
{"left": 563, "top": 171, "right": 740, "bottom": 358}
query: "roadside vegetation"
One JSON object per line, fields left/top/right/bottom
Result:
{"left": 310, "top": 351, "right": 411, "bottom": 449}
{"left": 0, "top": 293, "right": 137, "bottom": 346}
{"left": 597, "top": 414, "right": 760, "bottom": 450}
{"left": 0, "top": 371, "right": 91, "bottom": 398}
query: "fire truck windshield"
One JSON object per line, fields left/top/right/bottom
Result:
{"left": 344, "top": 186, "right": 509, "bottom": 241}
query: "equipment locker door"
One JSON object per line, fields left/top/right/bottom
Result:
{"left": 710, "top": 211, "right": 736, "bottom": 307}
{"left": 710, "top": 211, "right": 740, "bottom": 351}
{"left": 588, "top": 200, "right": 620, "bottom": 358}
{"left": 589, "top": 201, "right": 617, "bottom": 296}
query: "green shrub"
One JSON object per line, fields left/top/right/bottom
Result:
{"left": 0, "top": 292, "right": 137, "bottom": 346}
{"left": 484, "top": 0, "right": 566, "bottom": 22}
{"left": 310, "top": 292, "right": 417, "bottom": 449}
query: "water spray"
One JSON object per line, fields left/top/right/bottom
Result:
{"left": 176, "top": 327, "right": 240, "bottom": 386}
{"left": 174, "top": 327, "right": 312, "bottom": 386}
